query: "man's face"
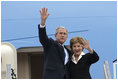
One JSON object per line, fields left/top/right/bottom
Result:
{"left": 55, "top": 28, "right": 68, "bottom": 44}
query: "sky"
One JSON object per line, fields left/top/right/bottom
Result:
{"left": 1, "top": 1, "right": 117, "bottom": 79}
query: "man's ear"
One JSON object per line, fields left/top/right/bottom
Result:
{"left": 55, "top": 34, "right": 56, "bottom": 38}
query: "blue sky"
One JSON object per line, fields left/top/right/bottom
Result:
{"left": 1, "top": 1, "right": 117, "bottom": 79}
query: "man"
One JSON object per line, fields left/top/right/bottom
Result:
{"left": 38, "top": 8, "right": 72, "bottom": 79}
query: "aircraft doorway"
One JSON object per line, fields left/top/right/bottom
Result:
{"left": 17, "top": 47, "right": 44, "bottom": 79}
{"left": 30, "top": 54, "right": 44, "bottom": 79}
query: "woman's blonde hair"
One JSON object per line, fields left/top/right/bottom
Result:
{"left": 70, "top": 36, "right": 84, "bottom": 49}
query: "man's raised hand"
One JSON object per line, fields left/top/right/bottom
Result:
{"left": 40, "top": 8, "right": 50, "bottom": 26}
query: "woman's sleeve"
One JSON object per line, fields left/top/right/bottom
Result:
{"left": 86, "top": 50, "right": 99, "bottom": 64}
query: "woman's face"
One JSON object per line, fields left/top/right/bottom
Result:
{"left": 72, "top": 42, "right": 83, "bottom": 56}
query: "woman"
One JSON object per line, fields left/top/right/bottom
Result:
{"left": 69, "top": 37, "right": 99, "bottom": 79}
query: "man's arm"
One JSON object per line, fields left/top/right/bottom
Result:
{"left": 38, "top": 8, "right": 50, "bottom": 48}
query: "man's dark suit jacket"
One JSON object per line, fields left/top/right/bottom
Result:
{"left": 69, "top": 50, "right": 99, "bottom": 79}
{"left": 38, "top": 25, "right": 72, "bottom": 79}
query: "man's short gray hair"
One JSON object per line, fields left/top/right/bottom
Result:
{"left": 55, "top": 26, "right": 68, "bottom": 34}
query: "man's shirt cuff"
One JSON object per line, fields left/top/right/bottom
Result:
{"left": 40, "top": 24, "right": 45, "bottom": 28}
